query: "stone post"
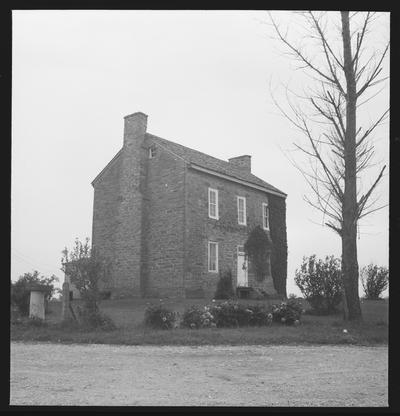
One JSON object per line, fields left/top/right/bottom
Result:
{"left": 29, "top": 285, "right": 46, "bottom": 320}
{"left": 61, "top": 282, "right": 71, "bottom": 321}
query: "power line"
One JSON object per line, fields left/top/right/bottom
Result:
{"left": 11, "top": 251, "right": 61, "bottom": 277}
{"left": 11, "top": 248, "right": 60, "bottom": 271}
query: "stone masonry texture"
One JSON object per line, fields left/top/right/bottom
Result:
{"left": 184, "top": 168, "right": 279, "bottom": 298}
{"left": 91, "top": 152, "right": 121, "bottom": 291}
{"left": 91, "top": 113, "right": 287, "bottom": 298}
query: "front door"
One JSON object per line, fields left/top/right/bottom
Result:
{"left": 236, "top": 246, "right": 248, "bottom": 287}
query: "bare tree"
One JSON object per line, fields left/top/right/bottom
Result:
{"left": 269, "top": 11, "right": 389, "bottom": 320}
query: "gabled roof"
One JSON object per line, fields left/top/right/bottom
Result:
{"left": 92, "top": 132, "right": 287, "bottom": 198}
{"left": 147, "top": 134, "right": 287, "bottom": 197}
{"left": 91, "top": 148, "right": 122, "bottom": 186}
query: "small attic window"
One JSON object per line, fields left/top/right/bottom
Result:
{"left": 149, "top": 145, "right": 156, "bottom": 159}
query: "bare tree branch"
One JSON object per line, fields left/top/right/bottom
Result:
{"left": 268, "top": 12, "right": 345, "bottom": 90}
{"left": 357, "top": 41, "right": 390, "bottom": 97}
{"left": 356, "top": 165, "right": 386, "bottom": 219}
{"left": 270, "top": 11, "right": 388, "bottom": 320}
{"left": 356, "top": 109, "right": 390, "bottom": 147}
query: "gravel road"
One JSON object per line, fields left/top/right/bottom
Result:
{"left": 10, "top": 342, "right": 387, "bottom": 406}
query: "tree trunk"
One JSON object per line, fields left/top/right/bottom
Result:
{"left": 341, "top": 11, "right": 362, "bottom": 321}
{"left": 341, "top": 227, "right": 362, "bottom": 320}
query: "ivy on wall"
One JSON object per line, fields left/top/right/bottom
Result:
{"left": 269, "top": 195, "right": 288, "bottom": 297}
{"left": 244, "top": 225, "right": 273, "bottom": 282}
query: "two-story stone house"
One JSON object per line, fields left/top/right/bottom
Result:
{"left": 91, "top": 112, "right": 288, "bottom": 299}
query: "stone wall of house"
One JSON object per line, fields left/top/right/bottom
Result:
{"left": 92, "top": 113, "right": 149, "bottom": 298}
{"left": 184, "top": 168, "right": 282, "bottom": 298}
{"left": 140, "top": 137, "right": 187, "bottom": 298}
{"left": 91, "top": 154, "right": 122, "bottom": 291}
{"left": 91, "top": 113, "right": 287, "bottom": 299}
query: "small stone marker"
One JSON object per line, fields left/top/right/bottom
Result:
{"left": 28, "top": 284, "right": 47, "bottom": 320}
{"left": 61, "top": 282, "right": 71, "bottom": 321}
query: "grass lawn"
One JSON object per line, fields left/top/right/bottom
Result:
{"left": 11, "top": 297, "right": 388, "bottom": 346}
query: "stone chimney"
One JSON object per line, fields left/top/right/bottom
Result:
{"left": 113, "top": 111, "right": 148, "bottom": 298}
{"left": 123, "top": 112, "right": 148, "bottom": 147}
{"left": 228, "top": 155, "right": 251, "bottom": 173}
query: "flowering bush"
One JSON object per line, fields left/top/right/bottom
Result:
{"left": 181, "top": 305, "right": 216, "bottom": 329}
{"left": 209, "top": 301, "right": 243, "bottom": 327}
{"left": 144, "top": 304, "right": 177, "bottom": 330}
{"left": 146, "top": 299, "right": 304, "bottom": 330}
{"left": 247, "top": 304, "right": 273, "bottom": 326}
{"left": 209, "top": 301, "right": 273, "bottom": 328}
{"left": 271, "top": 297, "right": 303, "bottom": 325}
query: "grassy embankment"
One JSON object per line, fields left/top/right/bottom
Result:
{"left": 11, "top": 297, "right": 388, "bottom": 346}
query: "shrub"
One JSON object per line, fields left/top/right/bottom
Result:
{"left": 294, "top": 255, "right": 342, "bottom": 315}
{"left": 11, "top": 305, "right": 23, "bottom": 325}
{"left": 246, "top": 304, "right": 273, "bottom": 326}
{"left": 209, "top": 301, "right": 272, "bottom": 328}
{"left": 214, "top": 269, "right": 235, "bottom": 299}
{"left": 244, "top": 226, "right": 273, "bottom": 281}
{"left": 144, "top": 303, "right": 177, "bottom": 330}
{"left": 75, "top": 305, "right": 116, "bottom": 331}
{"left": 56, "top": 318, "right": 81, "bottom": 331}
{"left": 11, "top": 271, "right": 58, "bottom": 316}
{"left": 181, "top": 305, "right": 216, "bottom": 329}
{"left": 361, "top": 264, "right": 389, "bottom": 300}
{"left": 209, "top": 301, "right": 243, "bottom": 327}
{"left": 26, "top": 316, "right": 48, "bottom": 327}
{"left": 248, "top": 288, "right": 269, "bottom": 300}
{"left": 100, "top": 291, "right": 112, "bottom": 300}
{"left": 61, "top": 237, "right": 111, "bottom": 318}
{"left": 271, "top": 297, "right": 303, "bottom": 325}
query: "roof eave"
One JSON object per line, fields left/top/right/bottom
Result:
{"left": 91, "top": 148, "right": 123, "bottom": 187}
{"left": 188, "top": 163, "right": 287, "bottom": 198}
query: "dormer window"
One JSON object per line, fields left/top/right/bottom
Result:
{"left": 149, "top": 145, "right": 156, "bottom": 159}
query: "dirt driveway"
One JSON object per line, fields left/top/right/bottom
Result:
{"left": 10, "top": 342, "right": 387, "bottom": 406}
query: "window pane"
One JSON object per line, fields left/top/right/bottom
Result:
{"left": 238, "top": 198, "right": 245, "bottom": 224}
{"left": 210, "top": 190, "right": 216, "bottom": 204}
{"left": 210, "top": 203, "right": 216, "bottom": 217}
{"left": 209, "top": 243, "right": 217, "bottom": 271}
{"left": 209, "top": 189, "right": 218, "bottom": 218}
{"left": 263, "top": 204, "right": 269, "bottom": 228}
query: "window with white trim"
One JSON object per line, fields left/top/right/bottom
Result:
{"left": 262, "top": 202, "right": 270, "bottom": 230}
{"left": 208, "top": 188, "right": 219, "bottom": 219}
{"left": 208, "top": 241, "right": 218, "bottom": 272}
{"left": 237, "top": 196, "right": 246, "bottom": 225}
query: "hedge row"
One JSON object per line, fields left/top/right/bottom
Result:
{"left": 144, "top": 298, "right": 304, "bottom": 330}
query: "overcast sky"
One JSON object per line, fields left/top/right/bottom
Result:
{"left": 11, "top": 10, "right": 389, "bottom": 296}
